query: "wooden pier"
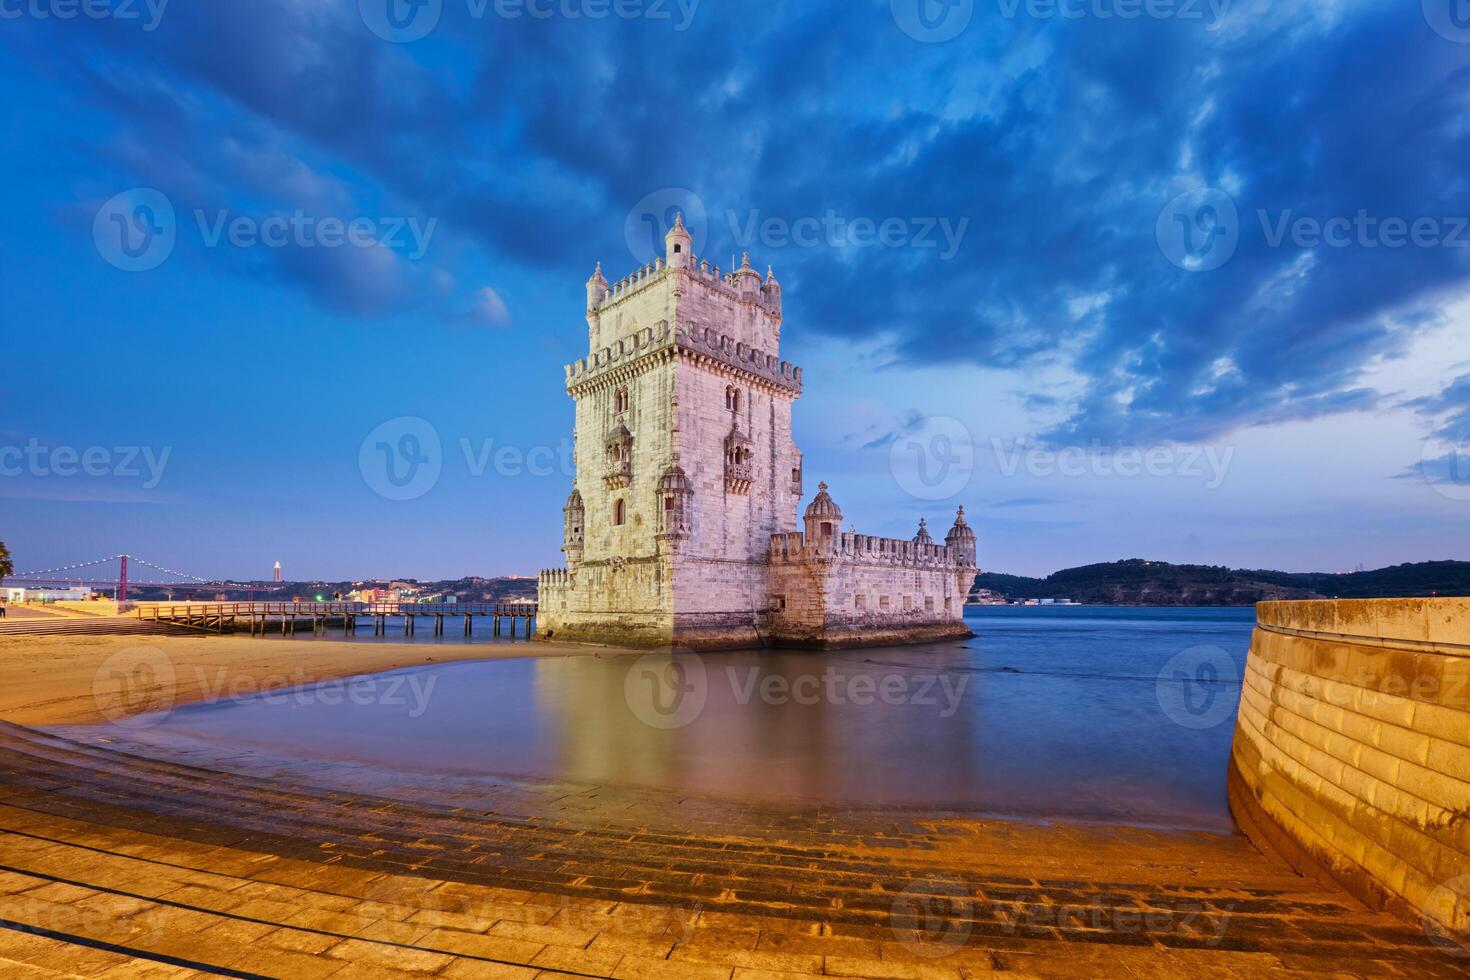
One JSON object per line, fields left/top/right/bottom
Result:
{"left": 135, "top": 601, "right": 537, "bottom": 639}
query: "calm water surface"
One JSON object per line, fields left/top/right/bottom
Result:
{"left": 61, "top": 606, "right": 1254, "bottom": 831}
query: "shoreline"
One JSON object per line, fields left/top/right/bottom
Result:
{"left": 0, "top": 632, "right": 630, "bottom": 726}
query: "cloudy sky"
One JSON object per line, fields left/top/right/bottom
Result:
{"left": 2, "top": 0, "right": 1469, "bottom": 581}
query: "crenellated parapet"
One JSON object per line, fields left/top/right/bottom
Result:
{"left": 565, "top": 318, "right": 801, "bottom": 395}
{"left": 768, "top": 530, "right": 970, "bottom": 570}
{"left": 539, "top": 568, "right": 572, "bottom": 590}
{"left": 588, "top": 251, "right": 783, "bottom": 321}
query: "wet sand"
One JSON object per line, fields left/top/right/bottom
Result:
{"left": 0, "top": 632, "right": 617, "bottom": 726}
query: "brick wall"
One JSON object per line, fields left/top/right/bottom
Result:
{"left": 1228, "top": 599, "right": 1470, "bottom": 940}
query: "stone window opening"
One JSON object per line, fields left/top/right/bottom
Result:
{"left": 880, "top": 595, "right": 891, "bottom": 611}
{"left": 772, "top": 594, "right": 787, "bottom": 612}
{"left": 613, "top": 387, "right": 630, "bottom": 414}
{"left": 613, "top": 498, "right": 626, "bottom": 526}
{"left": 924, "top": 596, "right": 935, "bottom": 613}
{"left": 855, "top": 594, "right": 866, "bottom": 610}
{"left": 725, "top": 386, "right": 742, "bottom": 412}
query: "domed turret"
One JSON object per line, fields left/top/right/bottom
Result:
{"left": 665, "top": 212, "right": 692, "bottom": 269}
{"left": 913, "top": 518, "right": 934, "bottom": 547}
{"left": 563, "top": 488, "right": 585, "bottom": 562}
{"left": 657, "top": 463, "right": 693, "bottom": 494}
{"left": 804, "top": 481, "right": 843, "bottom": 543}
{"left": 734, "top": 251, "right": 760, "bottom": 296}
{"left": 945, "top": 506, "right": 977, "bottom": 567}
{"left": 586, "top": 262, "right": 609, "bottom": 310}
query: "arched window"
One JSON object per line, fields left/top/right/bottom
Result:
{"left": 725, "top": 386, "right": 742, "bottom": 412}
{"left": 613, "top": 387, "right": 630, "bottom": 414}
{"left": 613, "top": 499, "right": 626, "bottom": 526}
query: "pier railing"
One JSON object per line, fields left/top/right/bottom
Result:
{"left": 137, "top": 601, "right": 538, "bottom": 637}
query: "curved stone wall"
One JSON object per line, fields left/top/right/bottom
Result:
{"left": 1229, "top": 598, "right": 1470, "bottom": 941}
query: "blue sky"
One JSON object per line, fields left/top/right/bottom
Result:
{"left": 2, "top": 0, "right": 1469, "bottom": 581}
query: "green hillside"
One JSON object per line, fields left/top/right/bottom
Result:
{"left": 972, "top": 559, "right": 1470, "bottom": 606}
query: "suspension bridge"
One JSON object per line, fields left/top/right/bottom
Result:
{"left": 2, "top": 554, "right": 283, "bottom": 601}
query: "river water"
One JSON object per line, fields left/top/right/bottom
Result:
{"left": 58, "top": 606, "right": 1255, "bottom": 831}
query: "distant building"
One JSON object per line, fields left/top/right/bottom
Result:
{"left": 11, "top": 587, "right": 91, "bottom": 603}
{"left": 538, "top": 217, "right": 977, "bottom": 650}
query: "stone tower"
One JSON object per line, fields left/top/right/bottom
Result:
{"left": 538, "top": 216, "right": 805, "bottom": 648}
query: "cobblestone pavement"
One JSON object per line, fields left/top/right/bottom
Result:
{"left": 0, "top": 722, "right": 1461, "bottom": 978}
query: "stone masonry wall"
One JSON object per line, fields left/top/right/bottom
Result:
{"left": 1229, "top": 598, "right": 1470, "bottom": 942}
{"left": 766, "top": 532, "right": 974, "bottom": 649}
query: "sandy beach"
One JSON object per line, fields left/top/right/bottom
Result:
{"left": 0, "top": 632, "right": 613, "bottom": 726}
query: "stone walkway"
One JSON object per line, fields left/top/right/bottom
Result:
{"left": 0, "top": 722, "right": 1460, "bottom": 978}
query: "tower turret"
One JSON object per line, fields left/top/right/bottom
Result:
{"left": 803, "top": 482, "right": 843, "bottom": 546}
{"left": 733, "top": 251, "right": 761, "bottom": 297}
{"left": 913, "top": 518, "right": 934, "bottom": 546}
{"left": 945, "top": 506, "right": 977, "bottom": 567}
{"left": 586, "top": 262, "right": 609, "bottom": 311}
{"left": 665, "top": 212, "right": 692, "bottom": 269}
{"left": 563, "top": 488, "right": 585, "bottom": 563}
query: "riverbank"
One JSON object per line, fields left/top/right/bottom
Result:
{"left": 0, "top": 633, "right": 618, "bottom": 726}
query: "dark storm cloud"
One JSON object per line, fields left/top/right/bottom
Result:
{"left": 8, "top": 0, "right": 1469, "bottom": 443}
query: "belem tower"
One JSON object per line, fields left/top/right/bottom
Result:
{"left": 537, "top": 215, "right": 978, "bottom": 650}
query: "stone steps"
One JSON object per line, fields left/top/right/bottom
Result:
{"left": 0, "top": 722, "right": 1460, "bottom": 976}
{"left": 0, "top": 618, "right": 179, "bottom": 637}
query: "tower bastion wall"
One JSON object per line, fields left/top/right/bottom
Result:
{"left": 1229, "top": 599, "right": 1470, "bottom": 945}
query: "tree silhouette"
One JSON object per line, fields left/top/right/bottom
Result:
{"left": 0, "top": 541, "right": 11, "bottom": 582}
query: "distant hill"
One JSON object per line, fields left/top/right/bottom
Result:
{"left": 972, "top": 559, "right": 1470, "bottom": 606}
